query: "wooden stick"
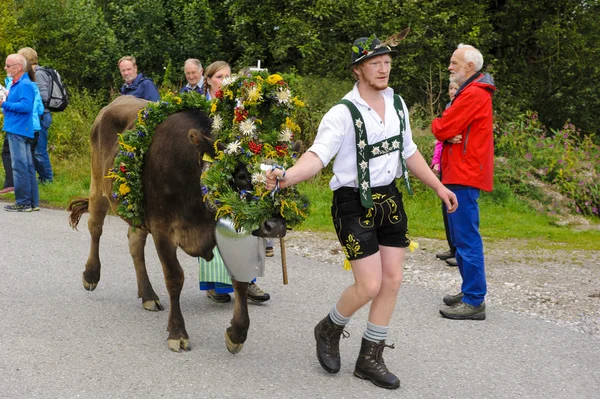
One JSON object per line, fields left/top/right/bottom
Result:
{"left": 280, "top": 237, "right": 288, "bottom": 285}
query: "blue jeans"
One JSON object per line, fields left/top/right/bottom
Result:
{"left": 7, "top": 133, "right": 39, "bottom": 207}
{"left": 447, "top": 187, "right": 486, "bottom": 306}
{"left": 33, "top": 111, "right": 53, "bottom": 182}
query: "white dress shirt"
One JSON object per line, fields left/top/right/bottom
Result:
{"left": 308, "top": 83, "right": 417, "bottom": 190}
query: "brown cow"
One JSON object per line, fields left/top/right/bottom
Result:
{"left": 68, "top": 95, "right": 286, "bottom": 353}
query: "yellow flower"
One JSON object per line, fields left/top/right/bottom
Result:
{"left": 223, "top": 88, "right": 234, "bottom": 100}
{"left": 266, "top": 74, "right": 283, "bottom": 85}
{"left": 174, "top": 96, "right": 182, "bottom": 105}
{"left": 211, "top": 101, "right": 217, "bottom": 114}
{"left": 292, "top": 96, "right": 305, "bottom": 107}
{"left": 119, "top": 183, "right": 131, "bottom": 196}
{"left": 285, "top": 117, "right": 300, "bottom": 133}
{"left": 136, "top": 110, "right": 147, "bottom": 125}
{"left": 117, "top": 134, "right": 136, "bottom": 153}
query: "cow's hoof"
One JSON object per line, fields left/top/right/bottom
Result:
{"left": 225, "top": 331, "right": 244, "bottom": 354}
{"left": 82, "top": 274, "right": 97, "bottom": 291}
{"left": 142, "top": 299, "right": 164, "bottom": 311}
{"left": 168, "top": 338, "right": 190, "bottom": 352}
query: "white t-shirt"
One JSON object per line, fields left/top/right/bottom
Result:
{"left": 307, "top": 83, "right": 418, "bottom": 190}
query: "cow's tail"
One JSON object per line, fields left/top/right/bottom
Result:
{"left": 67, "top": 197, "right": 90, "bottom": 230}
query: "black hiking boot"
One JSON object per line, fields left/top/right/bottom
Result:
{"left": 314, "top": 315, "right": 348, "bottom": 374}
{"left": 354, "top": 338, "right": 400, "bottom": 389}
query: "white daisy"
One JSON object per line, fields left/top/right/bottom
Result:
{"left": 372, "top": 146, "right": 381, "bottom": 155}
{"left": 279, "top": 128, "right": 294, "bottom": 142}
{"left": 355, "top": 119, "right": 363, "bottom": 129}
{"left": 382, "top": 141, "right": 389, "bottom": 151}
{"left": 392, "top": 140, "right": 400, "bottom": 149}
{"left": 276, "top": 88, "right": 291, "bottom": 104}
{"left": 226, "top": 140, "right": 242, "bottom": 154}
{"left": 239, "top": 119, "right": 256, "bottom": 136}
{"left": 212, "top": 114, "right": 223, "bottom": 131}
{"left": 222, "top": 74, "right": 238, "bottom": 87}
{"left": 360, "top": 161, "right": 368, "bottom": 170}
{"left": 358, "top": 140, "right": 367, "bottom": 150}
{"left": 361, "top": 181, "right": 370, "bottom": 191}
{"left": 252, "top": 172, "right": 267, "bottom": 185}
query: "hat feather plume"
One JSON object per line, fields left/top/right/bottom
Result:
{"left": 379, "top": 27, "right": 410, "bottom": 48}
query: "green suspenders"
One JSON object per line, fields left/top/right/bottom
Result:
{"left": 338, "top": 95, "right": 413, "bottom": 208}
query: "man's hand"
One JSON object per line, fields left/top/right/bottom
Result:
{"left": 437, "top": 186, "right": 458, "bottom": 213}
{"left": 266, "top": 168, "right": 285, "bottom": 191}
{"left": 447, "top": 135, "right": 462, "bottom": 144}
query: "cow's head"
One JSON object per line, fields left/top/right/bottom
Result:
{"left": 188, "top": 128, "right": 291, "bottom": 238}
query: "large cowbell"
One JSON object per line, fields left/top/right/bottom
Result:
{"left": 215, "top": 218, "right": 266, "bottom": 283}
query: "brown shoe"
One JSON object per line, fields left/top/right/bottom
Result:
{"left": 354, "top": 338, "right": 400, "bottom": 389}
{"left": 206, "top": 289, "right": 231, "bottom": 303}
{"left": 247, "top": 282, "right": 270, "bottom": 303}
{"left": 314, "top": 315, "right": 348, "bottom": 374}
{"left": 265, "top": 246, "right": 274, "bottom": 257}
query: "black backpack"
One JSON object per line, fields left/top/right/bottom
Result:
{"left": 38, "top": 67, "right": 69, "bottom": 112}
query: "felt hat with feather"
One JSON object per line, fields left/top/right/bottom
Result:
{"left": 348, "top": 28, "right": 410, "bottom": 68}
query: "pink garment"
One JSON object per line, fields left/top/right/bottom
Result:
{"left": 430, "top": 140, "right": 443, "bottom": 168}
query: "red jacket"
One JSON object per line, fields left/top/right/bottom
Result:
{"left": 431, "top": 73, "right": 496, "bottom": 192}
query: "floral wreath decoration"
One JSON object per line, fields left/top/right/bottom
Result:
{"left": 106, "top": 92, "right": 211, "bottom": 227}
{"left": 106, "top": 73, "right": 310, "bottom": 232}
{"left": 201, "top": 72, "right": 310, "bottom": 233}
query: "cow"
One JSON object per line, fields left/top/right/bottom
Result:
{"left": 68, "top": 95, "right": 286, "bottom": 353}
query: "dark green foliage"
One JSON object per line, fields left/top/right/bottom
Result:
{"left": 1, "top": 0, "right": 598, "bottom": 138}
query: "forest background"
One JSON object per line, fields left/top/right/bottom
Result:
{"left": 0, "top": 0, "right": 599, "bottom": 233}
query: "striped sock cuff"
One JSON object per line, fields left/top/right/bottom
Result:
{"left": 329, "top": 305, "right": 351, "bottom": 327}
{"left": 363, "top": 321, "right": 389, "bottom": 343}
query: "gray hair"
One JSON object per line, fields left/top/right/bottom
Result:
{"left": 457, "top": 44, "right": 483, "bottom": 71}
{"left": 7, "top": 53, "right": 27, "bottom": 70}
{"left": 184, "top": 58, "right": 202, "bottom": 70}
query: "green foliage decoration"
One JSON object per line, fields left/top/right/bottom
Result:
{"left": 202, "top": 71, "right": 310, "bottom": 232}
{"left": 107, "top": 92, "right": 211, "bottom": 227}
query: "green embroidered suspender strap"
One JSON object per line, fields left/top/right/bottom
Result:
{"left": 338, "top": 95, "right": 413, "bottom": 208}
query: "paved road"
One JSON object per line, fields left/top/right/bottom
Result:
{"left": 1, "top": 207, "right": 599, "bottom": 399}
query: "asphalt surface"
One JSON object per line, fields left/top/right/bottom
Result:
{"left": 1, "top": 207, "right": 599, "bottom": 399}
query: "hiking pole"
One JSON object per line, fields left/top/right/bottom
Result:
{"left": 280, "top": 237, "right": 288, "bottom": 284}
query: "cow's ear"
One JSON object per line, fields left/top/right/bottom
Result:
{"left": 292, "top": 140, "right": 303, "bottom": 153}
{"left": 188, "top": 128, "right": 207, "bottom": 147}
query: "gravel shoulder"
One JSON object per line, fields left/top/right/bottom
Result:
{"left": 285, "top": 230, "right": 600, "bottom": 337}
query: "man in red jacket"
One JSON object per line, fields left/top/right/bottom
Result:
{"left": 432, "top": 44, "right": 496, "bottom": 320}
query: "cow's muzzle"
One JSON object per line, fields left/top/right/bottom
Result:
{"left": 252, "top": 218, "right": 287, "bottom": 238}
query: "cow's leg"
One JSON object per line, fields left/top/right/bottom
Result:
{"left": 82, "top": 191, "right": 109, "bottom": 291}
{"left": 225, "top": 280, "right": 250, "bottom": 354}
{"left": 152, "top": 233, "right": 189, "bottom": 352}
{"left": 128, "top": 227, "right": 163, "bottom": 311}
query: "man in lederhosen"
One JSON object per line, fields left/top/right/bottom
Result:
{"left": 266, "top": 31, "right": 457, "bottom": 389}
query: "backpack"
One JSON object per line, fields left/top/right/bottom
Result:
{"left": 38, "top": 67, "right": 69, "bottom": 112}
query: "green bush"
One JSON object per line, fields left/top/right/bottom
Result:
{"left": 494, "top": 112, "right": 600, "bottom": 218}
{"left": 50, "top": 89, "right": 105, "bottom": 160}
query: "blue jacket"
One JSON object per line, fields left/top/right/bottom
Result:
{"left": 4, "top": 77, "right": 44, "bottom": 131}
{"left": 1, "top": 74, "right": 35, "bottom": 138}
{"left": 120, "top": 73, "right": 160, "bottom": 102}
